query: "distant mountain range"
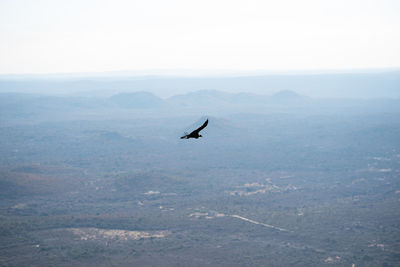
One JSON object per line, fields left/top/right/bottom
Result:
{"left": 107, "top": 90, "right": 309, "bottom": 109}
{"left": 1, "top": 89, "right": 400, "bottom": 124}
{"left": 0, "top": 70, "right": 399, "bottom": 98}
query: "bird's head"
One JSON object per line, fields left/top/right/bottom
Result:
{"left": 199, "top": 134, "right": 202, "bottom": 137}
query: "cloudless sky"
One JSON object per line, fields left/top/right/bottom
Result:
{"left": 0, "top": 0, "right": 399, "bottom": 74}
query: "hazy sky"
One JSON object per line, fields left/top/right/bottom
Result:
{"left": 1, "top": 0, "right": 399, "bottom": 74}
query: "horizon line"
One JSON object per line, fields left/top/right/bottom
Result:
{"left": 1, "top": 66, "right": 400, "bottom": 79}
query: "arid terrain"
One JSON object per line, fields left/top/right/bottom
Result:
{"left": 1, "top": 78, "right": 400, "bottom": 266}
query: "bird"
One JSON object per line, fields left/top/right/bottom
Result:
{"left": 180, "top": 119, "right": 208, "bottom": 139}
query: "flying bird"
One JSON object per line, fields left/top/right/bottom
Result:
{"left": 180, "top": 119, "right": 208, "bottom": 139}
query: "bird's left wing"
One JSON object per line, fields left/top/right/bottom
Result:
{"left": 193, "top": 119, "right": 208, "bottom": 134}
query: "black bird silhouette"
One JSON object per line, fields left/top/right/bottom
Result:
{"left": 180, "top": 119, "right": 208, "bottom": 139}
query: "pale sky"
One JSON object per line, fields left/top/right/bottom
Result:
{"left": 0, "top": 0, "right": 399, "bottom": 74}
